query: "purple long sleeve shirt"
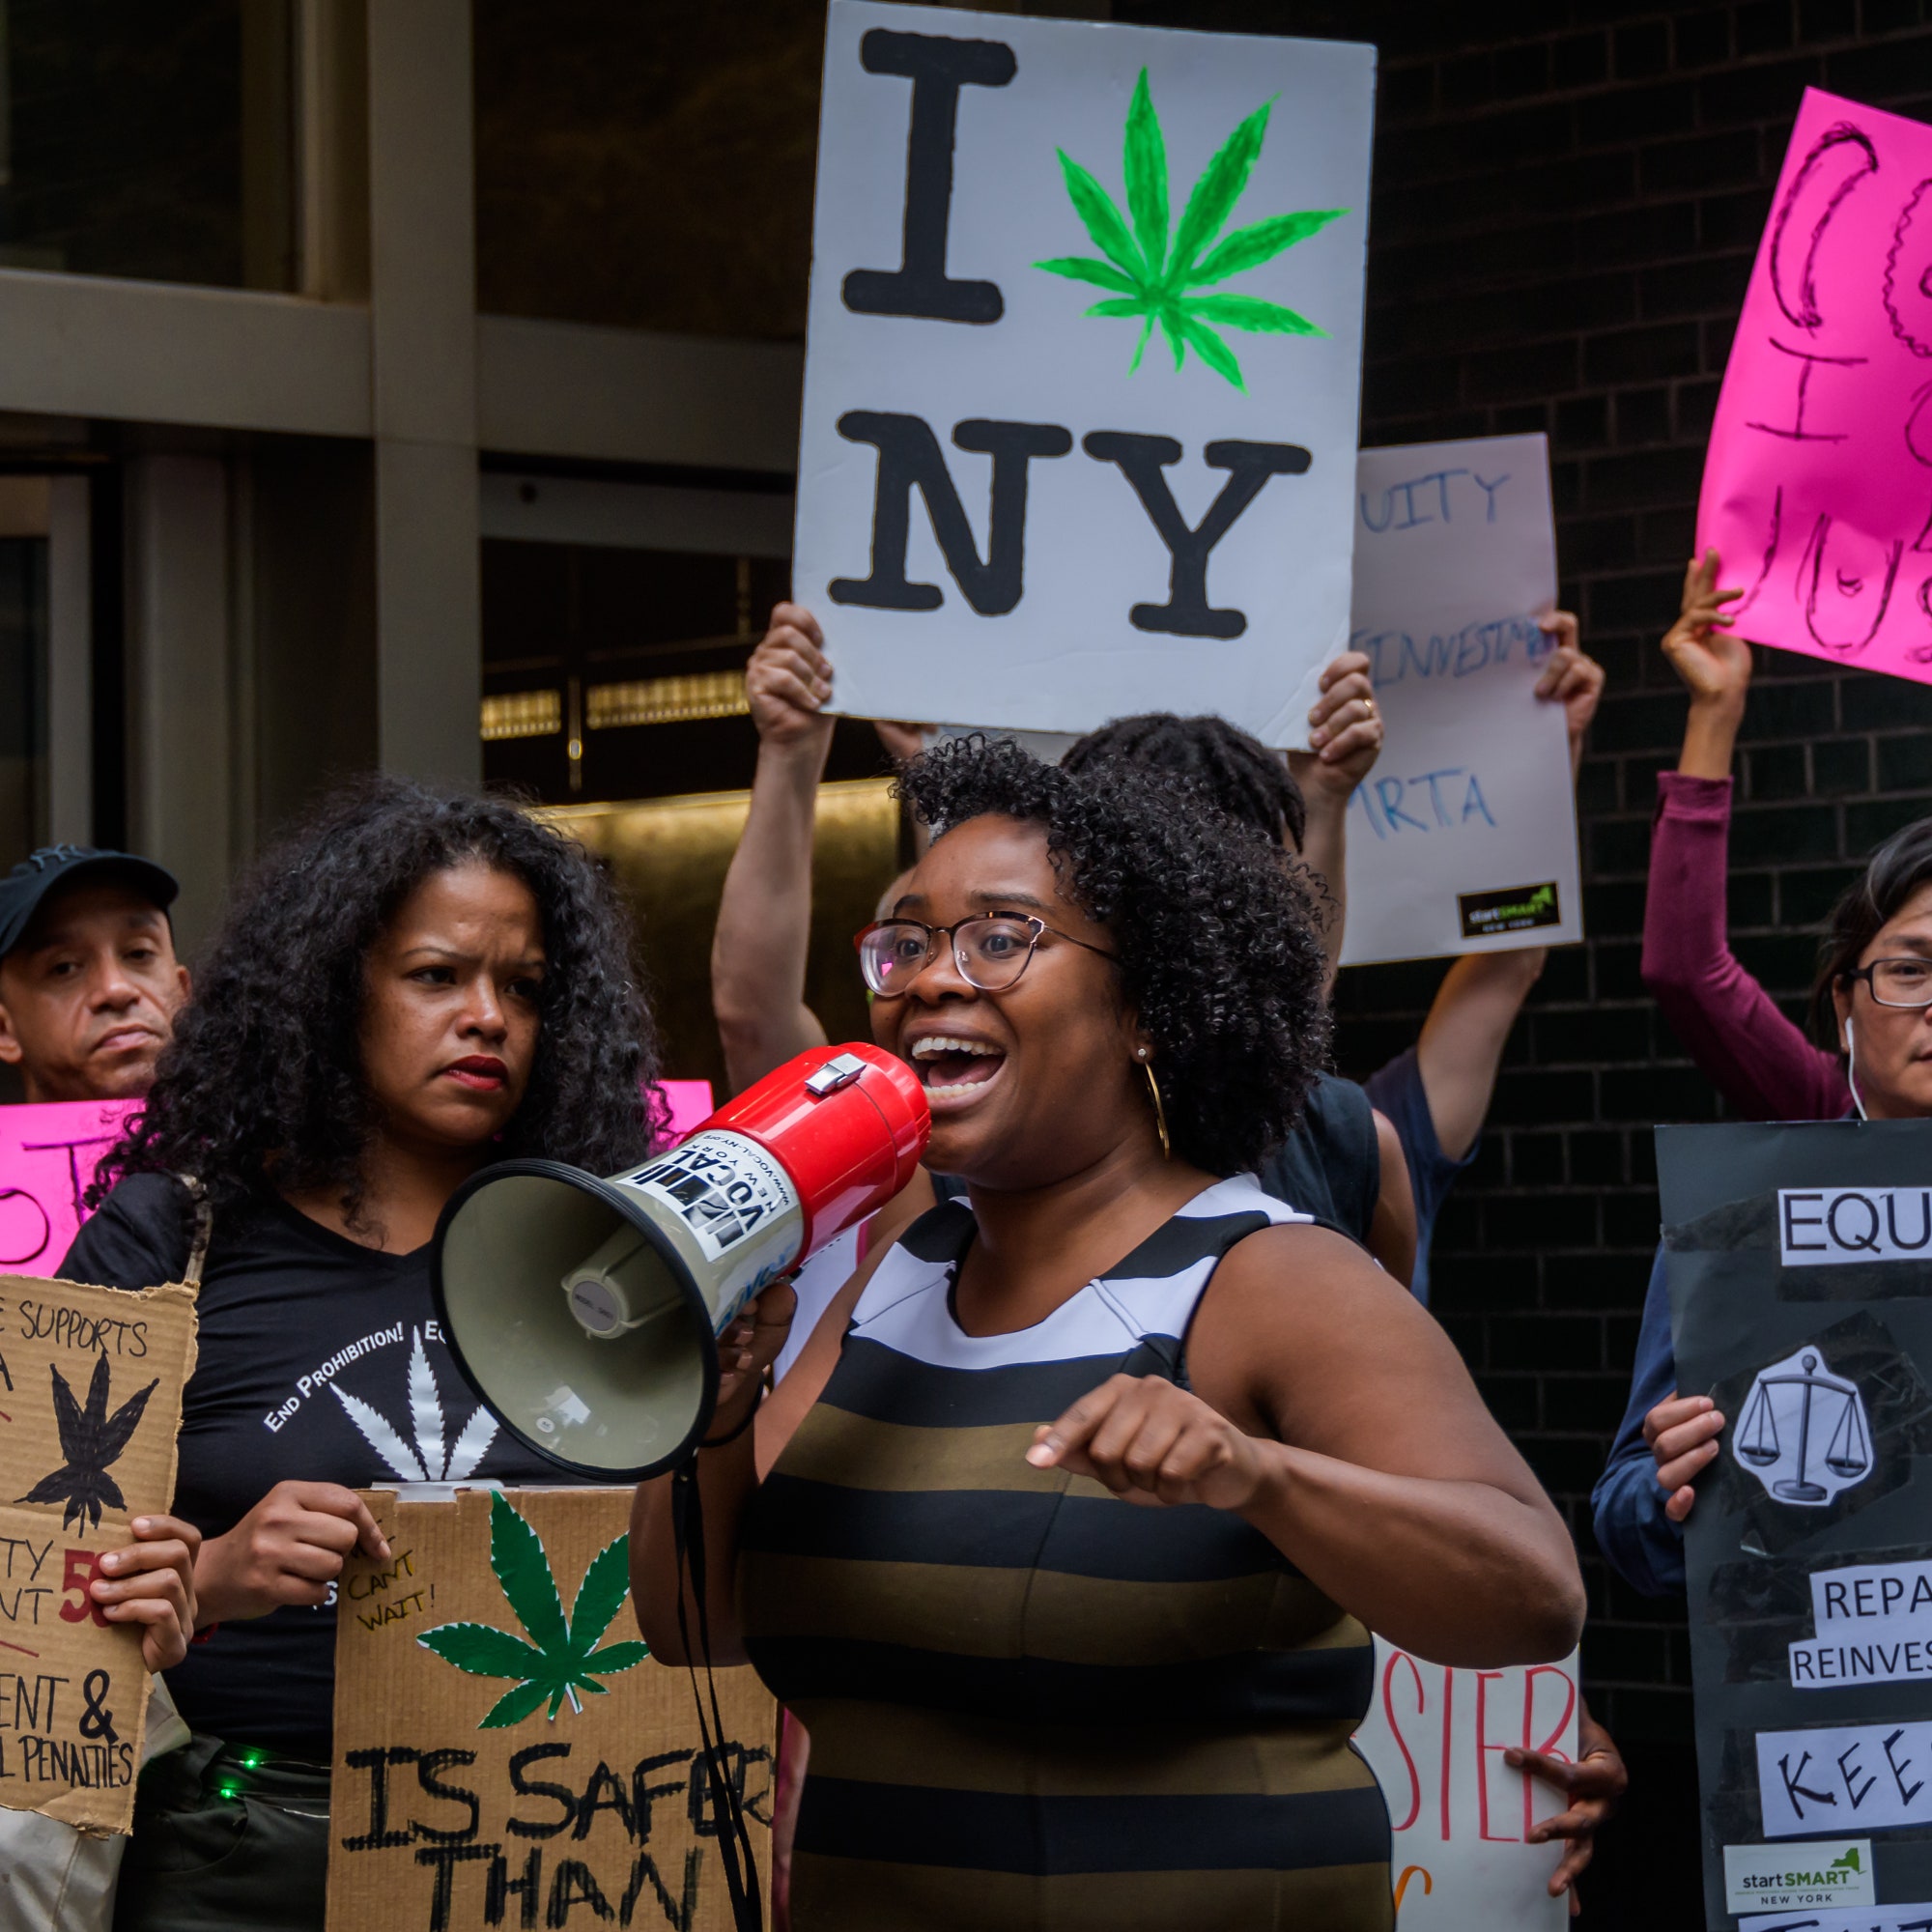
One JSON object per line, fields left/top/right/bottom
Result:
{"left": 1641, "top": 770, "right": 1852, "bottom": 1122}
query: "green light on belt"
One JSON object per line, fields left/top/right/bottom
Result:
{"left": 216, "top": 1780, "right": 242, "bottom": 1802}
{"left": 239, "top": 1749, "right": 264, "bottom": 1770}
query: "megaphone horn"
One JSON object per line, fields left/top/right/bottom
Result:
{"left": 431, "top": 1043, "right": 930, "bottom": 1479}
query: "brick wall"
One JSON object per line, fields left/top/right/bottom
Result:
{"left": 1116, "top": 1, "right": 1932, "bottom": 1918}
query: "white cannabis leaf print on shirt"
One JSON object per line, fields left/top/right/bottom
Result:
{"left": 332, "top": 1325, "right": 497, "bottom": 1482}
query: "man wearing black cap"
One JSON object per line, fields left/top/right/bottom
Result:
{"left": 0, "top": 844, "right": 188, "bottom": 1102}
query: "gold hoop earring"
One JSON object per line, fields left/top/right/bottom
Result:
{"left": 1139, "top": 1057, "right": 1171, "bottom": 1160}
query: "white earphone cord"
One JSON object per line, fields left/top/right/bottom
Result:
{"left": 1846, "top": 1015, "right": 1869, "bottom": 1121}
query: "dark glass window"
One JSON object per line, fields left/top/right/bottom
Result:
{"left": 0, "top": 2, "right": 293, "bottom": 290}
{"left": 0, "top": 535, "right": 48, "bottom": 865}
{"left": 473, "top": 0, "right": 819, "bottom": 339}
{"left": 481, "top": 538, "right": 885, "bottom": 804}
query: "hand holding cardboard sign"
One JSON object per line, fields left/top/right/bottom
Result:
{"left": 90, "top": 1514, "right": 202, "bottom": 1670}
{"left": 196, "top": 1480, "right": 391, "bottom": 1625}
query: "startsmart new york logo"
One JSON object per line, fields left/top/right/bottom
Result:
{"left": 1739, "top": 1848, "right": 1862, "bottom": 1890}
{"left": 1724, "top": 1839, "right": 1873, "bottom": 1912}
{"left": 1459, "top": 880, "right": 1562, "bottom": 939}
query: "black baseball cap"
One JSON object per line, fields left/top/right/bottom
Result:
{"left": 0, "top": 845, "right": 180, "bottom": 960}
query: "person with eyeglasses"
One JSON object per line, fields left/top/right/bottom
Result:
{"left": 718, "top": 609, "right": 1408, "bottom": 1353}
{"left": 633, "top": 735, "right": 1584, "bottom": 1932}
{"left": 1593, "top": 553, "right": 1927, "bottom": 1594}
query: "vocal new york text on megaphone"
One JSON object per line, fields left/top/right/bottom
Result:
{"left": 431, "top": 1043, "right": 929, "bottom": 1479}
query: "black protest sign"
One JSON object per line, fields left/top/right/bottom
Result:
{"left": 1663, "top": 1120, "right": 1932, "bottom": 1927}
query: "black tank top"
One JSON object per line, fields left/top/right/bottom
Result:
{"left": 1254, "top": 1071, "right": 1379, "bottom": 1244}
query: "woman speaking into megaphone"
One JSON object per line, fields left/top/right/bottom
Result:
{"left": 632, "top": 737, "right": 1585, "bottom": 1932}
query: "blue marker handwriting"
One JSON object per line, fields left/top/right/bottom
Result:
{"left": 1358, "top": 469, "right": 1512, "bottom": 534}
{"left": 1352, "top": 613, "right": 1549, "bottom": 692}
{"left": 1350, "top": 768, "right": 1497, "bottom": 841}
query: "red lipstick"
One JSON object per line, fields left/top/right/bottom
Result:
{"left": 443, "top": 1055, "right": 508, "bottom": 1091}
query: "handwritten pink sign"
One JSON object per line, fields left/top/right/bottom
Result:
{"left": 1698, "top": 89, "right": 1932, "bottom": 680}
{"left": 0, "top": 1080, "right": 715, "bottom": 1278}
{"left": 657, "top": 1079, "right": 714, "bottom": 1142}
{"left": 0, "top": 1098, "right": 136, "bottom": 1273}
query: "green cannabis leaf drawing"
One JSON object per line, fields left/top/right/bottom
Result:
{"left": 1034, "top": 69, "right": 1346, "bottom": 392}
{"left": 417, "top": 1492, "right": 650, "bottom": 1728}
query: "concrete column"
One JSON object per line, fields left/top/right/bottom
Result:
{"left": 123, "top": 454, "right": 234, "bottom": 952}
{"left": 45, "top": 475, "right": 91, "bottom": 846}
{"left": 366, "top": 0, "right": 479, "bottom": 784}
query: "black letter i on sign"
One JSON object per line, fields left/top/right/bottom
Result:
{"left": 843, "top": 29, "right": 1016, "bottom": 324}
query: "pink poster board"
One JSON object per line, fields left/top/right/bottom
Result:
{"left": 657, "top": 1078, "right": 714, "bottom": 1142}
{"left": 1698, "top": 89, "right": 1932, "bottom": 681}
{"left": 0, "top": 1079, "right": 714, "bottom": 1276}
{"left": 0, "top": 1098, "right": 136, "bottom": 1273}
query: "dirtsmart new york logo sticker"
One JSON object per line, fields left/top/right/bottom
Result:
{"left": 1034, "top": 68, "right": 1346, "bottom": 391}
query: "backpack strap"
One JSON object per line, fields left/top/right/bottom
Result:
{"left": 173, "top": 1174, "right": 213, "bottom": 1289}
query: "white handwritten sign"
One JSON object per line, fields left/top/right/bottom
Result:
{"left": 1789, "top": 1559, "right": 1932, "bottom": 1691}
{"left": 1350, "top": 1638, "right": 1577, "bottom": 1929}
{"left": 797, "top": 0, "right": 1375, "bottom": 745}
{"left": 1739, "top": 1906, "right": 1932, "bottom": 1931}
{"left": 1339, "top": 435, "right": 1580, "bottom": 967}
{"left": 1758, "top": 1719, "right": 1932, "bottom": 1837}
{"left": 1780, "top": 1187, "right": 1932, "bottom": 1264}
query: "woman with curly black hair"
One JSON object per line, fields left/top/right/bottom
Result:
{"left": 634, "top": 737, "right": 1584, "bottom": 1932}
{"left": 61, "top": 777, "right": 660, "bottom": 1932}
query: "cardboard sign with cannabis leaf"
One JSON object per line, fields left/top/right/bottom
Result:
{"left": 331, "top": 1488, "right": 775, "bottom": 1932}
{"left": 796, "top": 0, "right": 1375, "bottom": 746}
{"left": 417, "top": 1489, "right": 649, "bottom": 1725}
{"left": 0, "top": 1272, "right": 198, "bottom": 1832}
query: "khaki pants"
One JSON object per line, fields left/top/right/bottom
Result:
{"left": 0, "top": 1810, "right": 124, "bottom": 1927}
{"left": 0, "top": 1681, "right": 190, "bottom": 1932}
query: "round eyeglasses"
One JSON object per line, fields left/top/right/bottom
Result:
{"left": 854, "top": 914, "right": 1115, "bottom": 998}
{"left": 1843, "top": 957, "right": 1932, "bottom": 1009}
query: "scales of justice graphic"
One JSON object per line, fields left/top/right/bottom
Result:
{"left": 1733, "top": 1344, "right": 1874, "bottom": 1506}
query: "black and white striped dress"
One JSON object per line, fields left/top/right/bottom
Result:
{"left": 738, "top": 1175, "right": 1394, "bottom": 1930}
